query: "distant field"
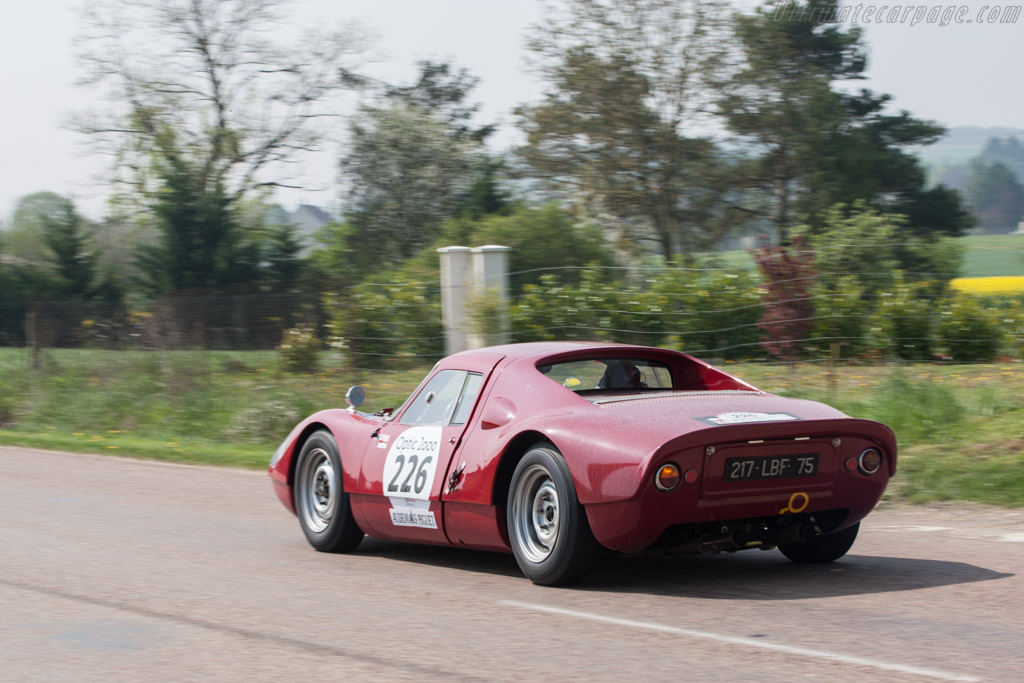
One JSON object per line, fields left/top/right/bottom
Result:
{"left": 0, "top": 348, "right": 1022, "bottom": 506}
{"left": 705, "top": 233, "right": 1024, "bottom": 278}
{"left": 959, "top": 234, "right": 1024, "bottom": 277}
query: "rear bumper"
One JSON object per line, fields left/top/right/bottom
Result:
{"left": 585, "top": 424, "right": 894, "bottom": 553}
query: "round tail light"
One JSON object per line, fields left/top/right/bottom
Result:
{"left": 655, "top": 463, "right": 681, "bottom": 491}
{"left": 858, "top": 448, "right": 883, "bottom": 475}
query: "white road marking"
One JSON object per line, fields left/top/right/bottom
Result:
{"left": 499, "top": 600, "right": 980, "bottom": 682}
{"left": 873, "top": 525, "right": 954, "bottom": 533}
{"left": 999, "top": 533, "right": 1024, "bottom": 543}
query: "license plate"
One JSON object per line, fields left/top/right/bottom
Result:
{"left": 724, "top": 454, "right": 819, "bottom": 481}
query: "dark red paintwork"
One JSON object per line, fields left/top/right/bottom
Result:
{"left": 269, "top": 342, "right": 896, "bottom": 554}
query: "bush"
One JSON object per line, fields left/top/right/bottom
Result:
{"left": 649, "top": 268, "right": 763, "bottom": 359}
{"left": 277, "top": 324, "right": 322, "bottom": 374}
{"left": 938, "top": 295, "right": 1004, "bottom": 362}
{"left": 867, "top": 274, "right": 936, "bottom": 360}
{"left": 504, "top": 266, "right": 763, "bottom": 359}
{"left": 1008, "top": 301, "right": 1024, "bottom": 359}
{"left": 751, "top": 237, "right": 815, "bottom": 361}
{"left": 810, "top": 275, "right": 870, "bottom": 359}
{"left": 325, "top": 278, "right": 443, "bottom": 370}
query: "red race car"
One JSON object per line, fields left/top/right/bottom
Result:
{"left": 269, "top": 342, "right": 896, "bottom": 585}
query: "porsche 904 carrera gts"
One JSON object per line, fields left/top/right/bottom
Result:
{"left": 269, "top": 342, "right": 896, "bottom": 585}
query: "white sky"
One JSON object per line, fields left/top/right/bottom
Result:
{"left": 0, "top": 0, "right": 1021, "bottom": 222}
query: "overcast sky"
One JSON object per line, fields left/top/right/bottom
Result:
{"left": 1, "top": 0, "right": 1021, "bottom": 221}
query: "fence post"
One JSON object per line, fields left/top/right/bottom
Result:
{"left": 437, "top": 246, "right": 473, "bottom": 355}
{"left": 26, "top": 303, "right": 41, "bottom": 370}
{"left": 468, "top": 245, "right": 511, "bottom": 348}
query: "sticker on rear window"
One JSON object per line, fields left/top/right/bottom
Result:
{"left": 698, "top": 412, "right": 801, "bottom": 425}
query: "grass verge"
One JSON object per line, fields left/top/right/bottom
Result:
{"left": 1, "top": 348, "right": 1022, "bottom": 505}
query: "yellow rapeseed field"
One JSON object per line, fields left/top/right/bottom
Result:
{"left": 950, "top": 276, "right": 1024, "bottom": 295}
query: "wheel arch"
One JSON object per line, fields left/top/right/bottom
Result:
{"left": 287, "top": 421, "right": 332, "bottom": 489}
{"left": 492, "top": 430, "right": 558, "bottom": 511}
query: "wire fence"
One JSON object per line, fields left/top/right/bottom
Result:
{"left": 2, "top": 263, "right": 1021, "bottom": 370}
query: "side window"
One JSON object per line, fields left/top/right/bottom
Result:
{"left": 450, "top": 372, "right": 483, "bottom": 425}
{"left": 400, "top": 370, "right": 484, "bottom": 426}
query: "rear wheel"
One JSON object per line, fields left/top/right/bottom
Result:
{"left": 295, "top": 430, "right": 364, "bottom": 553}
{"left": 507, "top": 444, "right": 598, "bottom": 586}
{"left": 779, "top": 522, "right": 859, "bottom": 563}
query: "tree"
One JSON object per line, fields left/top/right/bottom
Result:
{"left": 76, "top": 0, "right": 370, "bottom": 205}
{"left": 4, "top": 192, "right": 75, "bottom": 263}
{"left": 339, "top": 61, "right": 492, "bottom": 266}
{"left": 385, "top": 60, "right": 496, "bottom": 143}
{"left": 74, "top": 0, "right": 369, "bottom": 293}
{"left": 2, "top": 192, "right": 115, "bottom": 300}
{"left": 963, "top": 159, "right": 1024, "bottom": 234}
{"left": 721, "top": 0, "right": 971, "bottom": 241}
{"left": 40, "top": 200, "right": 99, "bottom": 300}
{"left": 980, "top": 137, "right": 1024, "bottom": 184}
{"left": 444, "top": 204, "right": 617, "bottom": 293}
{"left": 517, "top": 0, "right": 735, "bottom": 262}
{"left": 340, "top": 103, "right": 477, "bottom": 264}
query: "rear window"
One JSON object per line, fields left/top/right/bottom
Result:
{"left": 537, "top": 358, "right": 673, "bottom": 392}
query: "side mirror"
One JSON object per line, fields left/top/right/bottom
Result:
{"left": 480, "top": 396, "right": 515, "bottom": 429}
{"left": 345, "top": 385, "right": 366, "bottom": 412}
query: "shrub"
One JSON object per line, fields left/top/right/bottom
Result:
{"left": 277, "top": 324, "right": 322, "bottom": 374}
{"left": 325, "top": 278, "right": 443, "bottom": 370}
{"left": 504, "top": 266, "right": 763, "bottom": 359}
{"left": 226, "top": 397, "right": 305, "bottom": 442}
{"left": 810, "top": 275, "right": 870, "bottom": 359}
{"left": 751, "top": 237, "right": 815, "bottom": 361}
{"left": 938, "top": 295, "right": 1004, "bottom": 362}
{"left": 867, "top": 275, "right": 936, "bottom": 361}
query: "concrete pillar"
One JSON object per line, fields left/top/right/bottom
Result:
{"left": 468, "top": 245, "right": 511, "bottom": 349}
{"left": 437, "top": 246, "right": 472, "bottom": 355}
{"left": 438, "top": 245, "right": 511, "bottom": 354}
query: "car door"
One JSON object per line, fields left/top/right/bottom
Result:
{"left": 352, "top": 353, "right": 503, "bottom": 544}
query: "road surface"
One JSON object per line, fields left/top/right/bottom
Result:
{"left": 2, "top": 445, "right": 1022, "bottom": 682}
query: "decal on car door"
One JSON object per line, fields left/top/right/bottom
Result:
{"left": 382, "top": 425, "right": 442, "bottom": 529}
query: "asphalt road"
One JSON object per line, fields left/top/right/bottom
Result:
{"left": 2, "top": 445, "right": 1022, "bottom": 682}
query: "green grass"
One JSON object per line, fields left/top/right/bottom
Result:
{"left": 959, "top": 234, "right": 1024, "bottom": 277}
{"left": 1, "top": 349, "right": 1022, "bottom": 505}
{"left": 0, "top": 348, "right": 420, "bottom": 469}
{"left": 703, "top": 233, "right": 1024, "bottom": 278}
{"left": 734, "top": 362, "right": 1024, "bottom": 506}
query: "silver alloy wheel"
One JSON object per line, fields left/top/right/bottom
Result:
{"left": 299, "top": 447, "right": 337, "bottom": 533}
{"left": 511, "top": 463, "right": 560, "bottom": 563}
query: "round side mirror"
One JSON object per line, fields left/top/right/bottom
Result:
{"left": 345, "top": 385, "right": 366, "bottom": 408}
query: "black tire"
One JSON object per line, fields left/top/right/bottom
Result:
{"left": 779, "top": 522, "right": 859, "bottom": 563}
{"left": 294, "top": 430, "right": 364, "bottom": 553}
{"left": 507, "top": 443, "right": 599, "bottom": 586}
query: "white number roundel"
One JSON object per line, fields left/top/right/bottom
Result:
{"left": 382, "top": 426, "right": 442, "bottom": 501}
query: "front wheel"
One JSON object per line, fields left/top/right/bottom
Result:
{"left": 295, "top": 430, "right": 364, "bottom": 553}
{"left": 779, "top": 522, "right": 859, "bottom": 563}
{"left": 507, "top": 444, "right": 598, "bottom": 586}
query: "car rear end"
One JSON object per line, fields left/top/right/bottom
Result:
{"left": 583, "top": 417, "right": 896, "bottom": 554}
